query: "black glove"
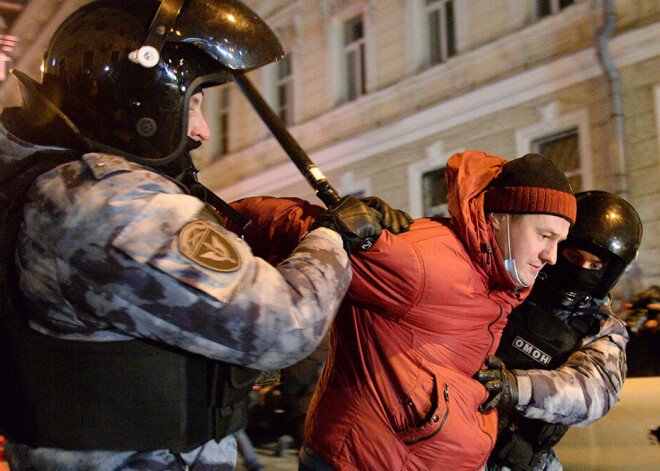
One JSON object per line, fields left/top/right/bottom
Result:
{"left": 475, "top": 355, "right": 519, "bottom": 412}
{"left": 311, "top": 195, "right": 382, "bottom": 253}
{"left": 360, "top": 196, "right": 414, "bottom": 234}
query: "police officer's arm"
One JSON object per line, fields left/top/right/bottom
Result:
{"left": 229, "top": 196, "right": 413, "bottom": 264}
{"left": 512, "top": 313, "right": 628, "bottom": 426}
{"left": 63, "top": 200, "right": 354, "bottom": 371}
{"left": 19, "top": 162, "right": 354, "bottom": 371}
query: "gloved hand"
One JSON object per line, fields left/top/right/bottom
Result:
{"left": 360, "top": 196, "right": 414, "bottom": 234}
{"left": 475, "top": 355, "right": 519, "bottom": 412}
{"left": 311, "top": 195, "right": 382, "bottom": 253}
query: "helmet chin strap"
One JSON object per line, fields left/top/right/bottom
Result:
{"left": 503, "top": 213, "right": 532, "bottom": 288}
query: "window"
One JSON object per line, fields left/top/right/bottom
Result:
{"left": 338, "top": 171, "right": 371, "bottom": 200}
{"left": 344, "top": 15, "right": 366, "bottom": 101}
{"left": 532, "top": 128, "right": 582, "bottom": 191}
{"left": 408, "top": 144, "right": 459, "bottom": 218}
{"left": 422, "top": 167, "right": 449, "bottom": 217}
{"left": 276, "top": 54, "right": 294, "bottom": 125}
{"left": 218, "top": 87, "right": 231, "bottom": 156}
{"left": 536, "top": 0, "right": 574, "bottom": 19}
{"left": 426, "top": 0, "right": 455, "bottom": 65}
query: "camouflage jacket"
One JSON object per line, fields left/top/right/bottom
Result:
{"left": 2, "top": 124, "right": 351, "bottom": 470}
{"left": 514, "top": 302, "right": 629, "bottom": 427}
{"left": 489, "top": 301, "right": 629, "bottom": 471}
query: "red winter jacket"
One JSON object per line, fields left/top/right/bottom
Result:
{"left": 231, "top": 151, "right": 527, "bottom": 470}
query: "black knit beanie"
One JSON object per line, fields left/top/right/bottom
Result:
{"left": 484, "top": 153, "right": 577, "bottom": 225}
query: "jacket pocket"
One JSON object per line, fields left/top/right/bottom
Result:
{"left": 395, "top": 375, "right": 450, "bottom": 445}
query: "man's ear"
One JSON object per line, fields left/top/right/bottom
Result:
{"left": 488, "top": 212, "right": 505, "bottom": 231}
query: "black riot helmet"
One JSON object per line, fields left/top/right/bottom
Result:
{"left": 538, "top": 191, "right": 643, "bottom": 307}
{"left": 10, "top": 0, "right": 283, "bottom": 167}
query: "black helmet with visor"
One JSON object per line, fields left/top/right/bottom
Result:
{"left": 11, "top": 0, "right": 283, "bottom": 167}
{"left": 538, "top": 191, "right": 643, "bottom": 307}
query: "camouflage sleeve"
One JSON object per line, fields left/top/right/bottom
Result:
{"left": 513, "top": 312, "right": 629, "bottom": 426}
{"left": 18, "top": 154, "right": 351, "bottom": 371}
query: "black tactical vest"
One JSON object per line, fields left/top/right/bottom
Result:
{"left": 0, "top": 151, "right": 259, "bottom": 452}
{"left": 489, "top": 301, "right": 601, "bottom": 470}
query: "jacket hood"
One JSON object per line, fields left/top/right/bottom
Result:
{"left": 446, "top": 150, "right": 518, "bottom": 291}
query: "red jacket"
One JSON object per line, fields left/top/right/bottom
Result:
{"left": 232, "top": 151, "right": 527, "bottom": 470}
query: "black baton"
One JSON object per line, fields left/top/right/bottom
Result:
{"left": 232, "top": 72, "right": 341, "bottom": 208}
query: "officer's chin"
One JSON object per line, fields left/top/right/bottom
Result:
{"left": 162, "top": 138, "right": 203, "bottom": 179}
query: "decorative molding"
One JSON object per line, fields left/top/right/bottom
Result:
{"left": 537, "top": 101, "right": 560, "bottom": 124}
{"left": 321, "top": 0, "right": 375, "bottom": 19}
{"left": 204, "top": 21, "right": 660, "bottom": 202}
{"left": 338, "top": 171, "right": 371, "bottom": 196}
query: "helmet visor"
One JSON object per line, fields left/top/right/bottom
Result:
{"left": 171, "top": 0, "right": 284, "bottom": 70}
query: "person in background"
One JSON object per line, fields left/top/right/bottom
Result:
{"left": 618, "top": 285, "right": 660, "bottom": 377}
{"left": 0, "top": 1, "right": 402, "bottom": 470}
{"left": 230, "top": 150, "right": 577, "bottom": 470}
{"left": 477, "top": 191, "right": 643, "bottom": 471}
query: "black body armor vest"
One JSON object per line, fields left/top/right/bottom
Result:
{"left": 489, "top": 300, "right": 601, "bottom": 470}
{"left": 0, "top": 151, "right": 259, "bottom": 452}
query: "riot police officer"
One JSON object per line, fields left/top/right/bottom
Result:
{"left": 0, "top": 1, "right": 408, "bottom": 469}
{"left": 477, "top": 190, "right": 643, "bottom": 471}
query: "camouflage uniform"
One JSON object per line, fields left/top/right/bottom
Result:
{"left": 489, "top": 300, "right": 629, "bottom": 471}
{"left": 1, "top": 125, "right": 352, "bottom": 470}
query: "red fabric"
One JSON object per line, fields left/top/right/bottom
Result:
{"left": 231, "top": 151, "right": 529, "bottom": 470}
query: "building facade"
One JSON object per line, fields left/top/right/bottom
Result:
{"left": 200, "top": 0, "right": 660, "bottom": 300}
{"left": 0, "top": 0, "right": 658, "bottom": 298}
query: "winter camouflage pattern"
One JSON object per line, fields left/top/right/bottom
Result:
{"left": 4, "top": 126, "right": 351, "bottom": 470}
{"left": 487, "top": 302, "right": 628, "bottom": 471}
{"left": 5, "top": 437, "right": 239, "bottom": 471}
{"left": 514, "top": 306, "right": 628, "bottom": 427}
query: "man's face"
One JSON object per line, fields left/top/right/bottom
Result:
{"left": 562, "top": 246, "right": 604, "bottom": 270}
{"left": 187, "top": 92, "right": 211, "bottom": 142}
{"left": 490, "top": 213, "right": 571, "bottom": 287}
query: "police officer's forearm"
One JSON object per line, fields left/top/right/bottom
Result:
{"left": 514, "top": 316, "right": 628, "bottom": 426}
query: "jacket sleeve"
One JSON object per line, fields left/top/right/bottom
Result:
{"left": 231, "top": 196, "right": 420, "bottom": 320}
{"left": 346, "top": 230, "right": 421, "bottom": 320}
{"left": 18, "top": 161, "right": 351, "bottom": 371}
{"left": 229, "top": 196, "right": 324, "bottom": 265}
{"left": 513, "top": 311, "right": 629, "bottom": 427}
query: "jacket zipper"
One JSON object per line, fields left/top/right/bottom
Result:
{"left": 404, "top": 384, "right": 450, "bottom": 445}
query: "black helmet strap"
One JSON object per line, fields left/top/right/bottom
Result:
{"left": 128, "top": 0, "right": 185, "bottom": 68}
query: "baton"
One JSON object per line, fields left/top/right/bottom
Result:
{"left": 232, "top": 72, "right": 341, "bottom": 208}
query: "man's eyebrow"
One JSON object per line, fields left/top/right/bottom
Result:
{"left": 540, "top": 227, "right": 566, "bottom": 239}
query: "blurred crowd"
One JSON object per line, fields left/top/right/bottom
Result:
{"left": 617, "top": 285, "right": 660, "bottom": 377}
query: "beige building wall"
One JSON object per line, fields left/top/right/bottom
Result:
{"left": 199, "top": 0, "right": 660, "bottom": 297}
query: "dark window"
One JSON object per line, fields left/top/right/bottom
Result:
{"left": 426, "top": 0, "right": 456, "bottom": 65}
{"left": 533, "top": 128, "right": 581, "bottom": 191}
{"left": 537, "top": 0, "right": 574, "bottom": 19}
{"left": 277, "top": 54, "right": 293, "bottom": 125}
{"left": 0, "top": 0, "right": 26, "bottom": 30}
{"left": 344, "top": 15, "right": 366, "bottom": 101}
{"left": 422, "top": 167, "right": 448, "bottom": 217}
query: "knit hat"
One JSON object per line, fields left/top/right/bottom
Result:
{"left": 484, "top": 153, "right": 577, "bottom": 225}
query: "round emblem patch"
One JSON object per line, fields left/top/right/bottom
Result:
{"left": 179, "top": 220, "right": 241, "bottom": 272}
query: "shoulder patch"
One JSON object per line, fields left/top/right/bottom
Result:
{"left": 179, "top": 220, "right": 241, "bottom": 272}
